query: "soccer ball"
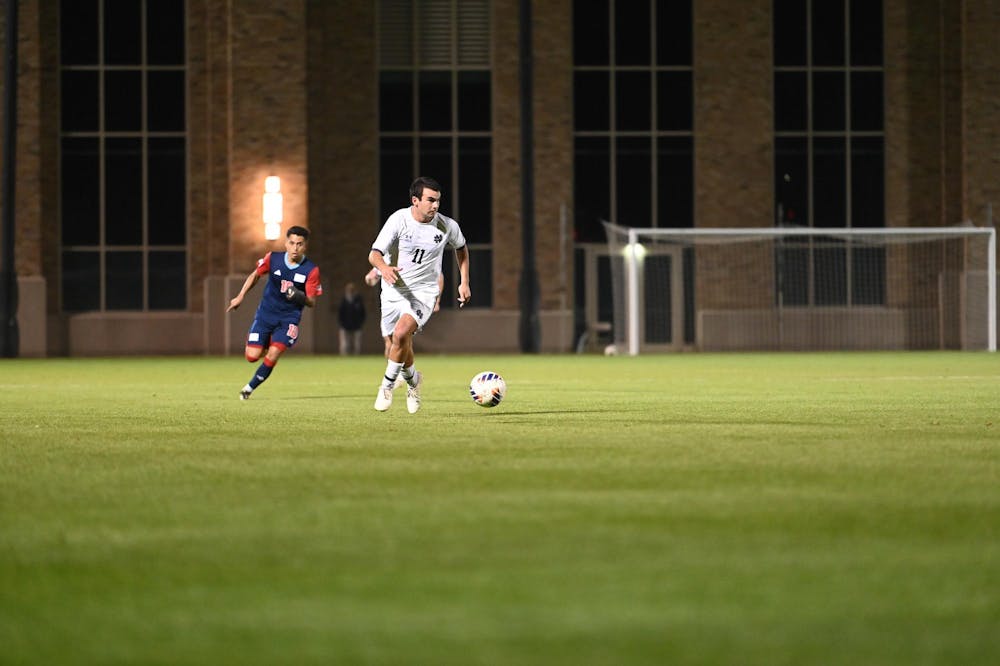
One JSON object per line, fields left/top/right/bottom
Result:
{"left": 469, "top": 371, "right": 506, "bottom": 408}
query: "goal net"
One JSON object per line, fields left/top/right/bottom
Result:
{"left": 602, "top": 222, "right": 997, "bottom": 354}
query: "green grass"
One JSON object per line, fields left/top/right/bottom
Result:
{"left": 1, "top": 352, "right": 998, "bottom": 665}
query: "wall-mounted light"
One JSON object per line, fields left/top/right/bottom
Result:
{"left": 263, "top": 176, "right": 283, "bottom": 240}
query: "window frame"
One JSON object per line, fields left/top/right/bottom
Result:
{"left": 58, "top": 0, "right": 188, "bottom": 313}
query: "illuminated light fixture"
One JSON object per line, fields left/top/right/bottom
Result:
{"left": 623, "top": 242, "right": 647, "bottom": 260}
{"left": 263, "top": 176, "right": 283, "bottom": 240}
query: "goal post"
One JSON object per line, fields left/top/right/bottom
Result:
{"left": 603, "top": 222, "right": 997, "bottom": 355}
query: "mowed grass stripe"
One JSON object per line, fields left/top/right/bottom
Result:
{"left": 1, "top": 353, "right": 998, "bottom": 665}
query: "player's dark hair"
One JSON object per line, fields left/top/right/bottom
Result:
{"left": 410, "top": 176, "right": 442, "bottom": 201}
{"left": 286, "top": 225, "right": 310, "bottom": 240}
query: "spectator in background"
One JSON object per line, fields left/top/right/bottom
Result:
{"left": 338, "top": 281, "right": 365, "bottom": 356}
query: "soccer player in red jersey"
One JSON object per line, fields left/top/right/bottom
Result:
{"left": 227, "top": 226, "right": 322, "bottom": 400}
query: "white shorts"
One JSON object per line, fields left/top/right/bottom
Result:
{"left": 380, "top": 287, "right": 437, "bottom": 337}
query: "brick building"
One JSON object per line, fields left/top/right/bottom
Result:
{"left": 0, "top": 1, "right": 997, "bottom": 356}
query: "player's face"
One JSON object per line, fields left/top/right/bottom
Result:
{"left": 411, "top": 188, "right": 441, "bottom": 223}
{"left": 285, "top": 233, "right": 307, "bottom": 263}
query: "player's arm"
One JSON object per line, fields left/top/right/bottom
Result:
{"left": 368, "top": 249, "right": 398, "bottom": 286}
{"left": 287, "top": 266, "right": 322, "bottom": 308}
{"left": 433, "top": 273, "right": 444, "bottom": 312}
{"left": 454, "top": 246, "right": 471, "bottom": 307}
{"left": 227, "top": 270, "right": 260, "bottom": 312}
{"left": 364, "top": 267, "right": 380, "bottom": 287}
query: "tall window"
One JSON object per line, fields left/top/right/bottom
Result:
{"left": 773, "top": 0, "right": 884, "bottom": 306}
{"left": 59, "top": 0, "right": 186, "bottom": 312}
{"left": 572, "top": 0, "right": 694, "bottom": 243}
{"left": 377, "top": 0, "right": 492, "bottom": 308}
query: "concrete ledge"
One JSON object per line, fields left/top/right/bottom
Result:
{"left": 68, "top": 312, "right": 206, "bottom": 356}
{"left": 15, "top": 276, "right": 47, "bottom": 357}
{"left": 697, "top": 308, "right": 949, "bottom": 350}
{"left": 415, "top": 309, "right": 574, "bottom": 353}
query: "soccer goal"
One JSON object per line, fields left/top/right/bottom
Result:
{"left": 603, "top": 222, "right": 997, "bottom": 354}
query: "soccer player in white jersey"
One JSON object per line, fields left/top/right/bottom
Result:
{"left": 368, "top": 176, "right": 471, "bottom": 413}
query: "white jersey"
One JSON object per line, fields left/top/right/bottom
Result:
{"left": 371, "top": 207, "right": 466, "bottom": 302}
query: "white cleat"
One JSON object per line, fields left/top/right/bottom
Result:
{"left": 374, "top": 386, "right": 394, "bottom": 411}
{"left": 406, "top": 371, "right": 423, "bottom": 414}
{"left": 239, "top": 385, "right": 253, "bottom": 401}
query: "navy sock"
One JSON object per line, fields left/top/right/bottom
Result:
{"left": 248, "top": 358, "right": 275, "bottom": 389}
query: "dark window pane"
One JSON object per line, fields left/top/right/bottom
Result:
{"left": 657, "top": 0, "right": 692, "bottom": 66}
{"left": 60, "top": 0, "right": 99, "bottom": 65}
{"left": 574, "top": 71, "right": 609, "bottom": 131}
{"left": 458, "top": 71, "right": 490, "bottom": 131}
{"left": 656, "top": 71, "right": 692, "bottom": 131}
{"left": 61, "top": 71, "right": 99, "bottom": 132}
{"left": 775, "top": 137, "right": 808, "bottom": 226}
{"left": 62, "top": 251, "right": 101, "bottom": 312}
{"left": 148, "top": 70, "right": 186, "bottom": 132}
{"left": 598, "top": 255, "right": 614, "bottom": 324}
{"left": 574, "top": 136, "right": 610, "bottom": 242}
{"left": 813, "top": 137, "right": 846, "bottom": 228}
{"left": 814, "top": 241, "right": 846, "bottom": 305}
{"left": 379, "top": 137, "right": 413, "bottom": 222}
{"left": 440, "top": 248, "right": 492, "bottom": 309}
{"left": 418, "top": 137, "right": 451, "bottom": 200}
{"left": 615, "top": 0, "right": 650, "bottom": 65}
{"left": 813, "top": 71, "right": 845, "bottom": 131}
{"left": 148, "top": 138, "right": 186, "bottom": 245}
{"left": 850, "top": 71, "right": 883, "bottom": 131}
{"left": 812, "top": 0, "right": 845, "bottom": 66}
{"left": 468, "top": 248, "right": 492, "bottom": 308}
{"left": 149, "top": 251, "right": 187, "bottom": 309}
{"left": 851, "top": 137, "right": 884, "bottom": 228}
{"left": 777, "top": 241, "right": 809, "bottom": 305}
{"left": 105, "top": 138, "right": 143, "bottom": 245}
{"left": 147, "top": 0, "right": 185, "bottom": 65}
{"left": 852, "top": 246, "right": 885, "bottom": 304}
{"left": 104, "top": 0, "right": 141, "bottom": 65}
{"left": 774, "top": 0, "right": 807, "bottom": 66}
{"left": 657, "top": 136, "right": 693, "bottom": 228}
{"left": 380, "top": 71, "right": 413, "bottom": 132}
{"left": 644, "top": 254, "right": 672, "bottom": 343}
{"left": 418, "top": 71, "right": 451, "bottom": 132}
{"left": 774, "top": 71, "right": 807, "bottom": 131}
{"left": 616, "top": 137, "right": 651, "bottom": 226}
{"left": 573, "top": 0, "right": 609, "bottom": 66}
{"left": 105, "top": 70, "right": 142, "bottom": 131}
{"left": 850, "top": 0, "right": 882, "bottom": 66}
{"left": 61, "top": 138, "right": 100, "bottom": 245}
{"left": 105, "top": 251, "right": 143, "bottom": 309}
{"left": 682, "top": 248, "right": 694, "bottom": 343}
{"left": 616, "top": 71, "right": 651, "bottom": 131}
{"left": 573, "top": 247, "right": 586, "bottom": 336}
{"left": 457, "top": 137, "right": 491, "bottom": 243}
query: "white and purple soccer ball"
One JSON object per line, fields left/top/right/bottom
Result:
{"left": 469, "top": 371, "right": 506, "bottom": 408}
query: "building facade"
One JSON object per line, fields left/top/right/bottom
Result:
{"left": 0, "top": 0, "right": 997, "bottom": 356}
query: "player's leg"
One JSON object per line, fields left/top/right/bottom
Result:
{"left": 241, "top": 320, "right": 297, "bottom": 399}
{"left": 239, "top": 320, "right": 268, "bottom": 399}
{"left": 389, "top": 317, "right": 423, "bottom": 414}
{"left": 374, "top": 303, "right": 403, "bottom": 410}
{"left": 383, "top": 333, "right": 405, "bottom": 388}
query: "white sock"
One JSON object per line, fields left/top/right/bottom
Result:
{"left": 382, "top": 361, "right": 403, "bottom": 389}
{"left": 400, "top": 365, "right": 416, "bottom": 385}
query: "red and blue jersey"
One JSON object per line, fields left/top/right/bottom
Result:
{"left": 252, "top": 251, "right": 323, "bottom": 323}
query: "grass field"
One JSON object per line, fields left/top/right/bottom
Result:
{"left": 1, "top": 352, "right": 998, "bottom": 665}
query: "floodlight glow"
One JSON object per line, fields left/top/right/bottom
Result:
{"left": 263, "top": 176, "right": 283, "bottom": 240}
{"left": 623, "top": 242, "right": 647, "bottom": 260}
